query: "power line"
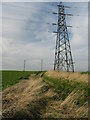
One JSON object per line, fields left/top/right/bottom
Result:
{"left": 1, "top": 16, "right": 88, "bottom": 28}
{"left": 2, "top": 26, "right": 51, "bottom": 33}
{"left": 1, "top": 16, "right": 51, "bottom": 25}
{"left": 52, "top": 3, "right": 88, "bottom": 9}
{"left": 2, "top": 3, "right": 53, "bottom": 14}
{"left": 66, "top": 6, "right": 87, "bottom": 9}
{"left": 2, "top": 3, "right": 88, "bottom": 9}
{"left": 2, "top": 24, "right": 87, "bottom": 35}
{"left": 2, "top": 3, "right": 88, "bottom": 17}
{"left": 52, "top": 23, "right": 87, "bottom": 28}
{"left": 52, "top": 12, "right": 87, "bottom": 16}
{"left": 1, "top": 3, "right": 88, "bottom": 35}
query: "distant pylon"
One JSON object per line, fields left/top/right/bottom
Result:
{"left": 23, "top": 60, "right": 26, "bottom": 71}
{"left": 41, "top": 59, "right": 43, "bottom": 71}
{"left": 54, "top": 2, "right": 74, "bottom": 72}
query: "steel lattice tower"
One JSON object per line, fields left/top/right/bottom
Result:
{"left": 54, "top": 2, "right": 74, "bottom": 72}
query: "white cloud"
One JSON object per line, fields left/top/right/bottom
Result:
{"left": 2, "top": 2, "right": 88, "bottom": 71}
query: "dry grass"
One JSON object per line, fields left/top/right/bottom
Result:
{"left": 2, "top": 72, "right": 88, "bottom": 119}
{"left": 43, "top": 71, "right": 88, "bottom": 118}
{"left": 42, "top": 90, "right": 88, "bottom": 118}
{"left": 2, "top": 75, "right": 56, "bottom": 119}
{"left": 2, "top": 76, "right": 43, "bottom": 117}
{"left": 45, "top": 71, "right": 88, "bottom": 83}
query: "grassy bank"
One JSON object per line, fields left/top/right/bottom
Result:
{"left": 2, "top": 70, "right": 39, "bottom": 90}
{"left": 43, "top": 75, "right": 88, "bottom": 106}
{"left": 2, "top": 71, "right": 88, "bottom": 118}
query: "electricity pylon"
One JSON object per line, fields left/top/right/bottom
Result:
{"left": 54, "top": 2, "right": 74, "bottom": 72}
{"left": 23, "top": 60, "right": 26, "bottom": 71}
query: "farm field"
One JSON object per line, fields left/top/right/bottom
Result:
{"left": 2, "top": 71, "right": 42, "bottom": 90}
{"left": 2, "top": 70, "right": 89, "bottom": 119}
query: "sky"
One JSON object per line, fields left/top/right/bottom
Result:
{"left": 1, "top": 0, "right": 90, "bottom": 2}
{"left": 0, "top": 1, "right": 88, "bottom": 71}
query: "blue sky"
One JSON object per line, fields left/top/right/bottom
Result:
{"left": 0, "top": 1, "right": 88, "bottom": 71}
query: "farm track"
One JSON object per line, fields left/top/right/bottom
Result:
{"left": 2, "top": 72, "right": 88, "bottom": 119}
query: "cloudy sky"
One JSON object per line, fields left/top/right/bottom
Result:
{"left": 0, "top": 0, "right": 88, "bottom": 71}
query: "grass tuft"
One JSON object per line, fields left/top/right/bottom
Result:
{"left": 43, "top": 75, "right": 88, "bottom": 105}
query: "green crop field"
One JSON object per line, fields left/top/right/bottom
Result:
{"left": 2, "top": 70, "right": 39, "bottom": 90}
{"left": 81, "top": 72, "right": 90, "bottom": 74}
